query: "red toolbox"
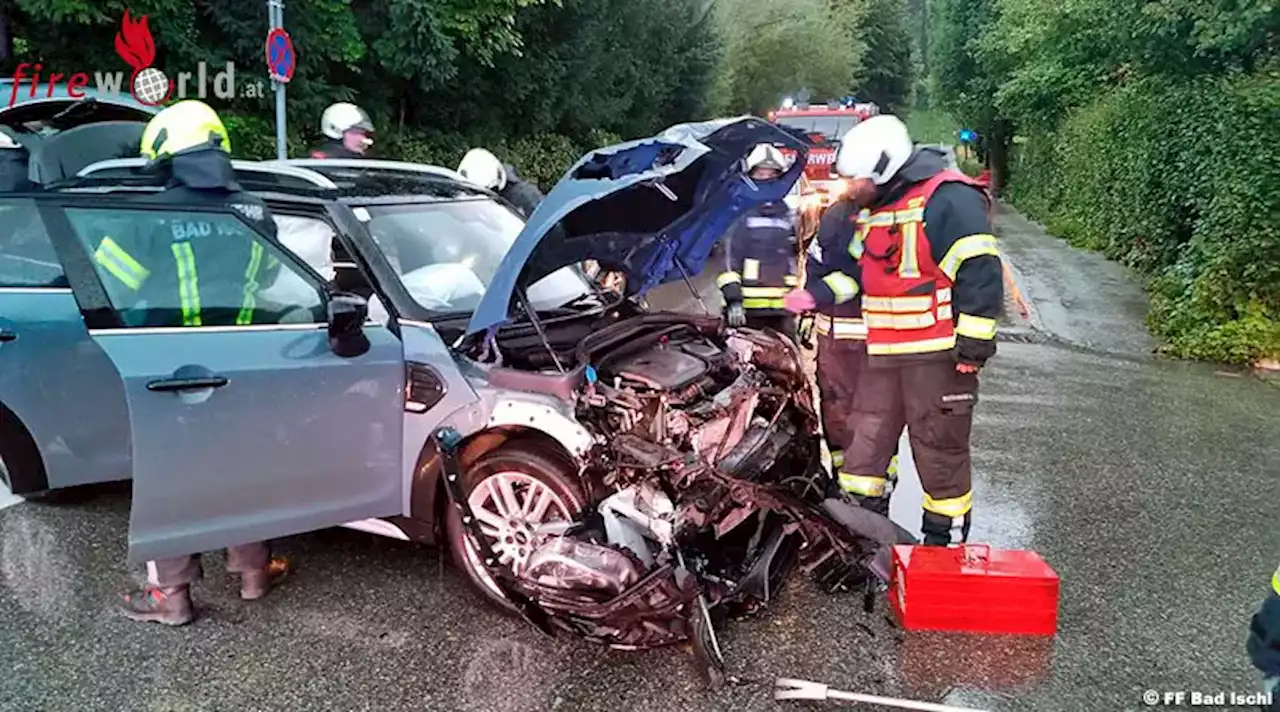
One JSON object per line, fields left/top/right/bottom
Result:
{"left": 889, "top": 544, "right": 1060, "bottom": 636}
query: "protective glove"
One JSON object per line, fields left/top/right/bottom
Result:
{"left": 955, "top": 335, "right": 996, "bottom": 370}
{"left": 784, "top": 288, "right": 816, "bottom": 314}
{"left": 726, "top": 301, "right": 746, "bottom": 327}
{"left": 796, "top": 315, "right": 816, "bottom": 348}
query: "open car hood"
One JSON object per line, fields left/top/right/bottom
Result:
{"left": 0, "top": 81, "right": 157, "bottom": 185}
{"left": 465, "top": 116, "right": 809, "bottom": 336}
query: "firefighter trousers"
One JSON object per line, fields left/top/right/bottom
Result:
{"left": 148, "top": 543, "right": 270, "bottom": 588}
{"left": 816, "top": 332, "right": 901, "bottom": 512}
{"left": 842, "top": 355, "right": 978, "bottom": 545}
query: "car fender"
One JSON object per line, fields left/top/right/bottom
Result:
{"left": 437, "top": 388, "right": 595, "bottom": 462}
{"left": 406, "top": 386, "right": 596, "bottom": 542}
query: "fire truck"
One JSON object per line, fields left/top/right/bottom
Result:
{"left": 768, "top": 99, "right": 879, "bottom": 205}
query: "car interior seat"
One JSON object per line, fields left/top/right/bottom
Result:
{"left": 29, "top": 121, "right": 146, "bottom": 185}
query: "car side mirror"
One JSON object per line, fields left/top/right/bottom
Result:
{"left": 327, "top": 292, "right": 370, "bottom": 358}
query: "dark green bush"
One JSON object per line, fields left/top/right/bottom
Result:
{"left": 225, "top": 111, "right": 626, "bottom": 192}
{"left": 1007, "top": 70, "right": 1280, "bottom": 363}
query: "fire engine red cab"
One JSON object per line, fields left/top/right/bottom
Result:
{"left": 768, "top": 100, "right": 879, "bottom": 206}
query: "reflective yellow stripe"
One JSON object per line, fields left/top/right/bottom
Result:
{"left": 93, "top": 237, "right": 150, "bottom": 291}
{"left": 899, "top": 221, "right": 921, "bottom": 278}
{"left": 1273, "top": 566, "right": 1280, "bottom": 595}
{"left": 742, "top": 259, "right": 760, "bottom": 282}
{"left": 848, "top": 230, "right": 866, "bottom": 259}
{"left": 896, "top": 207, "right": 925, "bottom": 223}
{"left": 956, "top": 313, "right": 997, "bottom": 340}
{"left": 887, "top": 454, "right": 900, "bottom": 480}
{"left": 741, "top": 286, "right": 789, "bottom": 298}
{"left": 866, "top": 311, "right": 937, "bottom": 329}
{"left": 830, "top": 450, "right": 844, "bottom": 469}
{"left": 716, "top": 271, "right": 742, "bottom": 288}
{"left": 813, "top": 315, "right": 868, "bottom": 339}
{"left": 171, "top": 242, "right": 201, "bottom": 327}
{"left": 839, "top": 473, "right": 886, "bottom": 497}
{"left": 858, "top": 211, "right": 895, "bottom": 227}
{"left": 939, "top": 234, "right": 1000, "bottom": 280}
{"left": 923, "top": 491, "right": 972, "bottom": 517}
{"left": 863, "top": 295, "right": 933, "bottom": 313}
{"left": 822, "top": 272, "right": 859, "bottom": 304}
{"left": 784, "top": 274, "right": 798, "bottom": 286}
{"left": 742, "top": 297, "right": 786, "bottom": 310}
{"left": 867, "top": 335, "right": 957, "bottom": 355}
{"left": 236, "top": 242, "right": 265, "bottom": 326}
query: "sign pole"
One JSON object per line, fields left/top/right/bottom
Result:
{"left": 269, "top": 0, "right": 286, "bottom": 159}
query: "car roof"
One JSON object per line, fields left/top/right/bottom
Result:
{"left": 58, "top": 157, "right": 495, "bottom": 207}
{"left": 0, "top": 79, "right": 157, "bottom": 113}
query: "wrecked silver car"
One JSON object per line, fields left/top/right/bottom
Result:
{"left": 437, "top": 117, "right": 913, "bottom": 683}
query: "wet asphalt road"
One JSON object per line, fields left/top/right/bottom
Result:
{"left": 3, "top": 205, "right": 1279, "bottom": 712}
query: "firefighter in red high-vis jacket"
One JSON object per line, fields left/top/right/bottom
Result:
{"left": 789, "top": 115, "right": 1002, "bottom": 546}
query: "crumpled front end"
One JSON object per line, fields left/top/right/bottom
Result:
{"left": 450, "top": 314, "right": 909, "bottom": 684}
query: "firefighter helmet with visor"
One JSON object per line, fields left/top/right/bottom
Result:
{"left": 834, "top": 114, "right": 913, "bottom": 185}
{"left": 139, "top": 100, "right": 230, "bottom": 160}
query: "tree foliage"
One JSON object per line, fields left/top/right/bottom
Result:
{"left": 709, "top": 0, "right": 857, "bottom": 114}
{"left": 927, "top": 0, "right": 1280, "bottom": 361}
{"left": 0, "top": 0, "right": 718, "bottom": 187}
{"left": 830, "top": 0, "right": 913, "bottom": 112}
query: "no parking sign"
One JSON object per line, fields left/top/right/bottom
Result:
{"left": 265, "top": 27, "right": 295, "bottom": 83}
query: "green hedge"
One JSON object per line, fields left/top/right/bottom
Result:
{"left": 223, "top": 113, "right": 622, "bottom": 193}
{"left": 1006, "top": 70, "right": 1280, "bottom": 364}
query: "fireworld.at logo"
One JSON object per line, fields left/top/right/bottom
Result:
{"left": 8, "top": 10, "right": 267, "bottom": 108}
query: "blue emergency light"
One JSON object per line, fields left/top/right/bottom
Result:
{"left": 959, "top": 129, "right": 978, "bottom": 143}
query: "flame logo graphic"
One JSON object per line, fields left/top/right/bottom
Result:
{"left": 114, "top": 10, "right": 156, "bottom": 69}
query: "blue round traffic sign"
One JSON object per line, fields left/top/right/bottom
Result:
{"left": 265, "top": 28, "right": 295, "bottom": 83}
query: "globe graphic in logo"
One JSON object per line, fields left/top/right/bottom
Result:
{"left": 132, "top": 67, "right": 170, "bottom": 104}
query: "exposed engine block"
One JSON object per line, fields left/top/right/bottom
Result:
{"left": 503, "top": 320, "right": 836, "bottom": 652}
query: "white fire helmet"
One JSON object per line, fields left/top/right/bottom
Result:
{"left": 320, "top": 102, "right": 374, "bottom": 140}
{"left": 834, "top": 114, "right": 914, "bottom": 185}
{"left": 746, "top": 143, "right": 787, "bottom": 173}
{"left": 457, "top": 148, "right": 507, "bottom": 192}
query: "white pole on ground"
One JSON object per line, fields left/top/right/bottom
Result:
{"left": 775, "top": 678, "right": 991, "bottom": 712}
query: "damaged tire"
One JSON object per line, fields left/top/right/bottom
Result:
{"left": 445, "top": 445, "right": 586, "bottom": 613}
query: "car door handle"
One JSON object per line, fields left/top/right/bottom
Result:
{"left": 0, "top": 328, "right": 15, "bottom": 342}
{"left": 146, "top": 376, "right": 229, "bottom": 392}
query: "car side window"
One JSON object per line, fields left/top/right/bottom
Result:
{"left": 62, "top": 206, "right": 326, "bottom": 328}
{"left": 270, "top": 213, "right": 388, "bottom": 323}
{"left": 0, "top": 199, "right": 69, "bottom": 288}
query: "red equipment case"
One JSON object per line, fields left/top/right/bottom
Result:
{"left": 889, "top": 544, "right": 1060, "bottom": 636}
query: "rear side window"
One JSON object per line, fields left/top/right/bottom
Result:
{"left": 0, "top": 199, "right": 67, "bottom": 288}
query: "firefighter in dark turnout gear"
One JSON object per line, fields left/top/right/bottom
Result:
{"left": 457, "top": 147, "right": 547, "bottom": 218}
{"left": 716, "top": 144, "right": 798, "bottom": 336}
{"left": 795, "top": 198, "right": 901, "bottom": 513}
{"left": 311, "top": 102, "right": 374, "bottom": 158}
{"left": 1248, "top": 564, "right": 1280, "bottom": 710}
{"left": 113, "top": 101, "right": 291, "bottom": 625}
{"left": 829, "top": 115, "right": 1001, "bottom": 546}
{"left": 89, "top": 101, "right": 283, "bottom": 329}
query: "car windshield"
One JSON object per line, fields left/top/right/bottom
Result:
{"left": 362, "top": 199, "right": 592, "bottom": 315}
{"left": 776, "top": 115, "right": 860, "bottom": 142}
